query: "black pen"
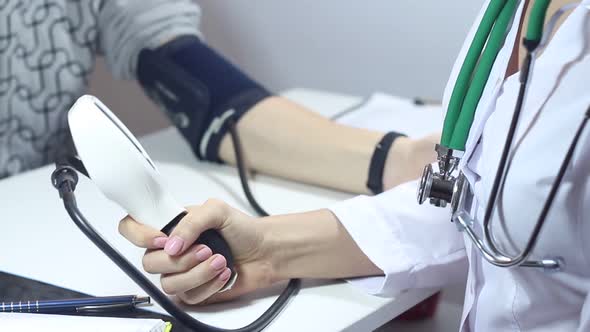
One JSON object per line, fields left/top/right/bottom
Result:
{"left": 0, "top": 295, "right": 150, "bottom": 313}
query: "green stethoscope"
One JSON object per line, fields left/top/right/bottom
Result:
{"left": 417, "top": 0, "right": 588, "bottom": 272}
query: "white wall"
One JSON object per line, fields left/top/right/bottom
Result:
{"left": 198, "top": 0, "right": 484, "bottom": 99}
{"left": 89, "top": 0, "right": 484, "bottom": 135}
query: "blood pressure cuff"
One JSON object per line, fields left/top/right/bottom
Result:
{"left": 137, "top": 35, "right": 271, "bottom": 162}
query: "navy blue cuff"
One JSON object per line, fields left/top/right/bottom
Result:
{"left": 137, "top": 35, "right": 271, "bottom": 162}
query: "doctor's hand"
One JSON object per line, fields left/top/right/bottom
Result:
{"left": 118, "top": 199, "right": 275, "bottom": 305}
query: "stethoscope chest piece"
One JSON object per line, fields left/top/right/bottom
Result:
{"left": 417, "top": 144, "right": 463, "bottom": 209}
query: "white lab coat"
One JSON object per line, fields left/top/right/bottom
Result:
{"left": 329, "top": 1, "right": 590, "bottom": 331}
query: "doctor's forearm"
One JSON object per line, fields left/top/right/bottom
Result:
{"left": 218, "top": 96, "right": 435, "bottom": 194}
{"left": 260, "top": 209, "right": 383, "bottom": 281}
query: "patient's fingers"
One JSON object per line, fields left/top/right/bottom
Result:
{"left": 118, "top": 215, "right": 168, "bottom": 249}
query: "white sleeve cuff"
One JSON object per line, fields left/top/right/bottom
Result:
{"left": 330, "top": 194, "right": 416, "bottom": 296}
{"left": 329, "top": 180, "right": 467, "bottom": 296}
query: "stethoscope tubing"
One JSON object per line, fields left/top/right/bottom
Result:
{"left": 472, "top": 2, "right": 586, "bottom": 270}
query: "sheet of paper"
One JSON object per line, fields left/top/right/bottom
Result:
{"left": 334, "top": 92, "right": 444, "bottom": 138}
{"left": 0, "top": 313, "right": 168, "bottom": 332}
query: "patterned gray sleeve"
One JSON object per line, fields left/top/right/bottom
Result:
{"left": 97, "top": 0, "right": 203, "bottom": 80}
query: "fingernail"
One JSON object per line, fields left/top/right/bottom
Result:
{"left": 210, "top": 255, "right": 226, "bottom": 270}
{"left": 153, "top": 237, "right": 168, "bottom": 248}
{"left": 219, "top": 268, "right": 231, "bottom": 281}
{"left": 164, "top": 236, "right": 184, "bottom": 255}
{"left": 195, "top": 246, "right": 212, "bottom": 261}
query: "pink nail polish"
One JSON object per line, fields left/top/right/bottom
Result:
{"left": 219, "top": 268, "right": 231, "bottom": 281}
{"left": 195, "top": 247, "right": 212, "bottom": 261}
{"left": 210, "top": 255, "right": 226, "bottom": 270}
{"left": 153, "top": 237, "right": 168, "bottom": 248}
{"left": 164, "top": 236, "right": 184, "bottom": 255}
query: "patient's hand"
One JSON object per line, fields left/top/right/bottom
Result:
{"left": 383, "top": 133, "right": 440, "bottom": 191}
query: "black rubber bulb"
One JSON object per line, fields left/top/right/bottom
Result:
{"left": 160, "top": 211, "right": 236, "bottom": 285}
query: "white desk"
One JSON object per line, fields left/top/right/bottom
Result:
{"left": 0, "top": 89, "right": 437, "bottom": 331}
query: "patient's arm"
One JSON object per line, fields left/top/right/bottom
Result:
{"left": 218, "top": 96, "right": 439, "bottom": 194}
{"left": 137, "top": 36, "right": 437, "bottom": 193}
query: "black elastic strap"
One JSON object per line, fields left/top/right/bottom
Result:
{"left": 367, "top": 132, "right": 406, "bottom": 194}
